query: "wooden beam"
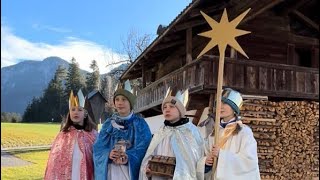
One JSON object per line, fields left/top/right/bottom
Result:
{"left": 189, "top": 5, "right": 225, "bottom": 18}
{"left": 208, "top": 94, "right": 215, "bottom": 114}
{"left": 291, "top": 10, "right": 319, "bottom": 31}
{"left": 230, "top": 48, "right": 237, "bottom": 59}
{"left": 186, "top": 28, "right": 193, "bottom": 64}
{"left": 242, "top": 0, "right": 285, "bottom": 23}
{"left": 175, "top": 19, "right": 204, "bottom": 32}
{"left": 311, "top": 47, "right": 319, "bottom": 68}
{"left": 142, "top": 63, "right": 146, "bottom": 88}
{"left": 287, "top": 43, "right": 296, "bottom": 65}
{"left": 153, "top": 40, "right": 185, "bottom": 52}
{"left": 288, "top": 34, "right": 319, "bottom": 46}
{"left": 281, "top": 0, "right": 312, "bottom": 15}
{"left": 192, "top": 108, "right": 205, "bottom": 125}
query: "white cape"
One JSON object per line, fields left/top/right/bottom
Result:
{"left": 139, "top": 122, "right": 204, "bottom": 180}
{"left": 198, "top": 124, "right": 261, "bottom": 180}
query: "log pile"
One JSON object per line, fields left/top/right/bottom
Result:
{"left": 240, "top": 100, "right": 319, "bottom": 180}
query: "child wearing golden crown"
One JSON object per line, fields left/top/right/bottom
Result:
{"left": 44, "top": 89, "right": 98, "bottom": 180}
{"left": 198, "top": 88, "right": 260, "bottom": 180}
{"left": 139, "top": 88, "right": 205, "bottom": 180}
{"left": 93, "top": 81, "right": 152, "bottom": 180}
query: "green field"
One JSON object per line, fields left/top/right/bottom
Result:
{"left": 1, "top": 122, "right": 102, "bottom": 179}
{"left": 1, "top": 123, "right": 61, "bottom": 148}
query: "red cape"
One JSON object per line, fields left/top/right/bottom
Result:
{"left": 44, "top": 127, "right": 97, "bottom": 180}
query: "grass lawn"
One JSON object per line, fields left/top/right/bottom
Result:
{"left": 1, "top": 150, "right": 49, "bottom": 180}
{"left": 1, "top": 122, "right": 103, "bottom": 179}
{"left": 1, "top": 123, "right": 61, "bottom": 148}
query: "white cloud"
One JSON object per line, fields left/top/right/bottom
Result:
{"left": 1, "top": 24, "right": 127, "bottom": 74}
{"left": 32, "top": 23, "right": 72, "bottom": 33}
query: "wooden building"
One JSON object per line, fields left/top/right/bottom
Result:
{"left": 120, "top": 0, "right": 318, "bottom": 118}
{"left": 119, "top": 0, "right": 319, "bottom": 179}
{"left": 85, "top": 90, "right": 107, "bottom": 124}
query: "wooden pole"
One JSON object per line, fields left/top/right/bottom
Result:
{"left": 211, "top": 46, "right": 226, "bottom": 179}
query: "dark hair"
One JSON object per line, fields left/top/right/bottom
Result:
{"left": 60, "top": 110, "right": 97, "bottom": 132}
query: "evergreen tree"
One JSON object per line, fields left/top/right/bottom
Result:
{"left": 40, "top": 66, "right": 66, "bottom": 122}
{"left": 22, "top": 66, "right": 67, "bottom": 122}
{"left": 55, "top": 65, "right": 67, "bottom": 115}
{"left": 86, "top": 60, "right": 100, "bottom": 93}
{"left": 22, "top": 97, "right": 41, "bottom": 122}
{"left": 65, "top": 57, "right": 86, "bottom": 96}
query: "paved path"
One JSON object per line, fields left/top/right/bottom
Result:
{"left": 1, "top": 151, "right": 32, "bottom": 167}
{"left": 1, "top": 145, "right": 51, "bottom": 167}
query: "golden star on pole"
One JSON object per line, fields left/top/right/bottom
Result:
{"left": 197, "top": 8, "right": 251, "bottom": 59}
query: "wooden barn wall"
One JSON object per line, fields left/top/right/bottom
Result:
{"left": 238, "top": 11, "right": 290, "bottom": 65}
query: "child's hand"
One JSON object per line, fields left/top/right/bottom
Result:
{"left": 205, "top": 152, "right": 214, "bottom": 166}
{"left": 211, "top": 145, "right": 220, "bottom": 158}
{"left": 109, "top": 149, "right": 120, "bottom": 162}
{"left": 146, "top": 164, "right": 151, "bottom": 177}
{"left": 118, "top": 153, "right": 128, "bottom": 165}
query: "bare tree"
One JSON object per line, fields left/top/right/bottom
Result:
{"left": 106, "top": 29, "right": 153, "bottom": 81}
{"left": 121, "top": 29, "right": 153, "bottom": 63}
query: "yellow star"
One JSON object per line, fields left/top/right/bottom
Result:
{"left": 197, "top": 8, "right": 251, "bottom": 59}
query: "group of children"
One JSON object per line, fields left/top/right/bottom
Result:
{"left": 44, "top": 87, "right": 261, "bottom": 180}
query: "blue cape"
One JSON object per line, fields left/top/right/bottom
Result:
{"left": 93, "top": 114, "right": 152, "bottom": 180}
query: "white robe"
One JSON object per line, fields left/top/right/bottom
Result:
{"left": 198, "top": 123, "right": 261, "bottom": 180}
{"left": 139, "top": 122, "right": 204, "bottom": 180}
{"left": 72, "top": 138, "right": 82, "bottom": 180}
{"left": 107, "top": 164, "right": 130, "bottom": 180}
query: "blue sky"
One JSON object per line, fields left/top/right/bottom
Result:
{"left": 1, "top": 0, "right": 191, "bottom": 73}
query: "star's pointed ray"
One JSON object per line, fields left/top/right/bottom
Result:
{"left": 197, "top": 8, "right": 251, "bottom": 59}
{"left": 197, "top": 40, "right": 218, "bottom": 59}
{"left": 230, "top": 8, "right": 251, "bottom": 27}
{"left": 200, "top": 11, "right": 218, "bottom": 29}
{"left": 220, "top": 9, "right": 229, "bottom": 24}
{"left": 198, "top": 30, "right": 215, "bottom": 38}
{"left": 228, "top": 39, "right": 248, "bottom": 58}
{"left": 234, "top": 29, "right": 251, "bottom": 37}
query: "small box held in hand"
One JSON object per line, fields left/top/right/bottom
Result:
{"left": 148, "top": 155, "right": 176, "bottom": 178}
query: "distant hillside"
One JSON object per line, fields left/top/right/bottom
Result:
{"left": 1, "top": 56, "right": 127, "bottom": 115}
{"left": 1, "top": 57, "right": 73, "bottom": 114}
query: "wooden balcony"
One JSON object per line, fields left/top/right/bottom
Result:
{"left": 135, "top": 55, "right": 319, "bottom": 116}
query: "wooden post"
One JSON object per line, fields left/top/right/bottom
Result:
{"left": 186, "top": 28, "right": 193, "bottom": 64}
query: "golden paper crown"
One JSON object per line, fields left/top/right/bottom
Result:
{"left": 69, "top": 89, "right": 85, "bottom": 109}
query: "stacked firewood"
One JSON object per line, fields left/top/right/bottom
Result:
{"left": 240, "top": 100, "right": 319, "bottom": 180}
{"left": 240, "top": 100, "right": 277, "bottom": 179}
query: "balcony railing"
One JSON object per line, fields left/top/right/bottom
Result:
{"left": 135, "top": 55, "right": 319, "bottom": 112}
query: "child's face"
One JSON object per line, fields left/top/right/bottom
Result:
{"left": 114, "top": 95, "right": 131, "bottom": 117}
{"left": 220, "top": 102, "right": 235, "bottom": 120}
{"left": 70, "top": 106, "right": 85, "bottom": 125}
{"left": 163, "top": 103, "right": 180, "bottom": 121}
